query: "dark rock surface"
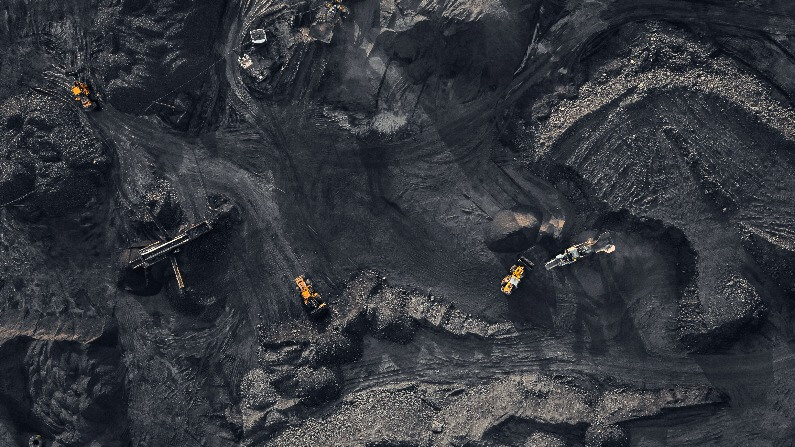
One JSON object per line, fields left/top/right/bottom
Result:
{"left": 94, "top": 0, "right": 230, "bottom": 116}
{"left": 268, "top": 383, "right": 437, "bottom": 447}
{"left": 530, "top": 21, "right": 790, "bottom": 349}
{"left": 0, "top": 335, "right": 128, "bottom": 446}
{"left": 0, "top": 159, "right": 33, "bottom": 205}
{"left": 0, "top": 92, "right": 109, "bottom": 214}
{"left": 1, "top": 0, "right": 795, "bottom": 446}
{"left": 435, "top": 373, "right": 721, "bottom": 446}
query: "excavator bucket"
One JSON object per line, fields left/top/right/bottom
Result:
{"left": 593, "top": 232, "right": 616, "bottom": 253}
{"left": 308, "top": 299, "right": 330, "bottom": 318}
{"left": 518, "top": 256, "right": 535, "bottom": 269}
{"left": 545, "top": 232, "right": 616, "bottom": 270}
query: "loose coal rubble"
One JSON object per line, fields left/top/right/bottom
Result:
{"left": 260, "top": 372, "right": 721, "bottom": 447}
{"left": 433, "top": 373, "right": 722, "bottom": 446}
{"left": 525, "top": 21, "right": 792, "bottom": 350}
{"left": 0, "top": 333, "right": 128, "bottom": 446}
{"left": 0, "top": 92, "right": 109, "bottom": 215}
{"left": 242, "top": 271, "right": 515, "bottom": 442}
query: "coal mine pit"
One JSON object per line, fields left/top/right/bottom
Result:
{"left": 1, "top": 0, "right": 795, "bottom": 446}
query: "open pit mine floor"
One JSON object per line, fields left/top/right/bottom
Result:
{"left": 1, "top": 0, "right": 795, "bottom": 446}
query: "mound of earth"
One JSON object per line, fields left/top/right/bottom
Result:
{"left": 483, "top": 207, "right": 542, "bottom": 252}
{"left": 0, "top": 333, "right": 128, "bottom": 446}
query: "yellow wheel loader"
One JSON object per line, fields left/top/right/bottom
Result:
{"left": 71, "top": 81, "right": 96, "bottom": 110}
{"left": 501, "top": 256, "right": 534, "bottom": 295}
{"left": 295, "top": 275, "right": 330, "bottom": 318}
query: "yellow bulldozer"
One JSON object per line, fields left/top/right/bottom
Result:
{"left": 295, "top": 275, "right": 329, "bottom": 318}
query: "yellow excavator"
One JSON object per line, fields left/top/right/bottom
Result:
{"left": 295, "top": 275, "right": 330, "bottom": 318}
{"left": 71, "top": 81, "right": 96, "bottom": 110}
{"left": 501, "top": 256, "right": 534, "bottom": 295}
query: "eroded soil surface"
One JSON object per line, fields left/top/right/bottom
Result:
{"left": 1, "top": 0, "right": 794, "bottom": 446}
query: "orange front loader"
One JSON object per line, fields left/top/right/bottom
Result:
{"left": 295, "top": 275, "right": 329, "bottom": 318}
